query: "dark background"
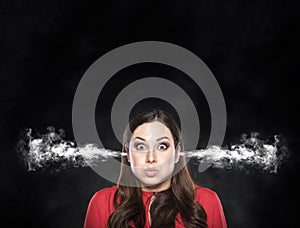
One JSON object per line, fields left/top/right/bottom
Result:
{"left": 1, "top": 0, "right": 299, "bottom": 227}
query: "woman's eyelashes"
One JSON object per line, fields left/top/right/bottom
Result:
{"left": 133, "top": 142, "right": 170, "bottom": 152}
{"left": 157, "top": 143, "right": 169, "bottom": 150}
{"left": 134, "top": 143, "right": 147, "bottom": 151}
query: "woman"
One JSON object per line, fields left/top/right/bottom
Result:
{"left": 84, "top": 109, "right": 227, "bottom": 228}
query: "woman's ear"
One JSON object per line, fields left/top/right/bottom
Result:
{"left": 125, "top": 147, "right": 130, "bottom": 163}
{"left": 175, "top": 145, "right": 181, "bottom": 163}
{"left": 127, "top": 152, "right": 130, "bottom": 163}
{"left": 123, "top": 145, "right": 130, "bottom": 163}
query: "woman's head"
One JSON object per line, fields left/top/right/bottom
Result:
{"left": 125, "top": 109, "right": 181, "bottom": 148}
{"left": 110, "top": 109, "right": 207, "bottom": 227}
{"left": 120, "top": 109, "right": 184, "bottom": 190}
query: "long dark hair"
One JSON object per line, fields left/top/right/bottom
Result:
{"left": 108, "top": 109, "right": 207, "bottom": 227}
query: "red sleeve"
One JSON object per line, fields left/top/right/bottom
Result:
{"left": 83, "top": 187, "right": 117, "bottom": 228}
{"left": 210, "top": 191, "right": 227, "bottom": 228}
{"left": 195, "top": 186, "right": 227, "bottom": 228}
{"left": 84, "top": 192, "right": 102, "bottom": 228}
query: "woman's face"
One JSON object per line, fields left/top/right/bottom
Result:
{"left": 128, "top": 121, "right": 180, "bottom": 191}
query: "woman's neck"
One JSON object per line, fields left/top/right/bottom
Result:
{"left": 141, "top": 179, "right": 171, "bottom": 192}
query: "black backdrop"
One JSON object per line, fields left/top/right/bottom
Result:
{"left": 1, "top": 1, "right": 299, "bottom": 227}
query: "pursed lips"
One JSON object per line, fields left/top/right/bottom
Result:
{"left": 144, "top": 166, "right": 159, "bottom": 171}
{"left": 144, "top": 167, "right": 159, "bottom": 176}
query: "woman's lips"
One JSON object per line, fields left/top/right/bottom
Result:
{"left": 144, "top": 168, "right": 158, "bottom": 177}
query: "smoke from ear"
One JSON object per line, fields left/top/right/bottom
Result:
{"left": 17, "top": 127, "right": 121, "bottom": 172}
{"left": 184, "top": 132, "right": 289, "bottom": 173}
{"left": 17, "top": 127, "right": 288, "bottom": 173}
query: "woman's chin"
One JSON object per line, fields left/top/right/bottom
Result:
{"left": 140, "top": 178, "right": 171, "bottom": 192}
{"left": 141, "top": 180, "right": 161, "bottom": 188}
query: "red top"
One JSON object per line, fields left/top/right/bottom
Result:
{"left": 84, "top": 185, "right": 227, "bottom": 228}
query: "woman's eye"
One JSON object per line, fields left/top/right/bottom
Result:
{"left": 135, "top": 144, "right": 146, "bottom": 150}
{"left": 157, "top": 143, "right": 169, "bottom": 150}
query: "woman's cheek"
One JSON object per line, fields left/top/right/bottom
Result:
{"left": 160, "top": 150, "right": 175, "bottom": 163}
{"left": 129, "top": 152, "right": 145, "bottom": 168}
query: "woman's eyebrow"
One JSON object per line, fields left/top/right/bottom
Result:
{"left": 133, "top": 137, "right": 146, "bottom": 141}
{"left": 133, "top": 136, "right": 170, "bottom": 141}
{"left": 156, "top": 136, "right": 170, "bottom": 141}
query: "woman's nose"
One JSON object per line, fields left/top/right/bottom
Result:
{"left": 146, "top": 149, "right": 157, "bottom": 164}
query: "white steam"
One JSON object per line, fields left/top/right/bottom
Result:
{"left": 17, "top": 127, "right": 288, "bottom": 173}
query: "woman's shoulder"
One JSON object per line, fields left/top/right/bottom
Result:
{"left": 95, "top": 185, "right": 118, "bottom": 194}
{"left": 195, "top": 185, "right": 217, "bottom": 196}
{"left": 91, "top": 185, "right": 118, "bottom": 202}
{"left": 194, "top": 185, "right": 221, "bottom": 204}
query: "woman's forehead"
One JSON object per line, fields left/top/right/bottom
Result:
{"left": 131, "top": 121, "right": 173, "bottom": 140}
